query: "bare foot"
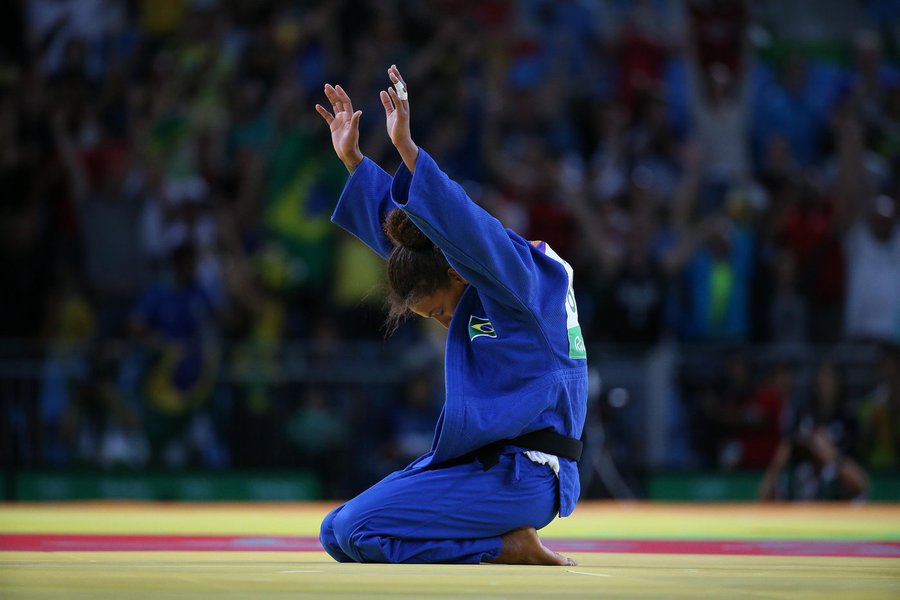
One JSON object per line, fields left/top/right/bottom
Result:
{"left": 485, "top": 527, "right": 577, "bottom": 566}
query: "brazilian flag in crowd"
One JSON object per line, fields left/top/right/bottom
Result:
{"left": 263, "top": 128, "right": 346, "bottom": 293}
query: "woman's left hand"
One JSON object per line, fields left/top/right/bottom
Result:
{"left": 380, "top": 65, "right": 418, "bottom": 171}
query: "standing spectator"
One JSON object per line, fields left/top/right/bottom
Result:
{"left": 684, "top": 3, "right": 752, "bottom": 212}
{"left": 680, "top": 216, "right": 755, "bottom": 341}
{"left": 129, "top": 243, "right": 223, "bottom": 467}
{"left": 755, "top": 54, "right": 829, "bottom": 168}
{"left": 776, "top": 179, "right": 845, "bottom": 343}
{"left": 842, "top": 194, "right": 900, "bottom": 343}
{"left": 833, "top": 108, "right": 900, "bottom": 343}
{"left": 55, "top": 113, "right": 149, "bottom": 338}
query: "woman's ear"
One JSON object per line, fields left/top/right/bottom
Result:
{"left": 447, "top": 268, "right": 467, "bottom": 285}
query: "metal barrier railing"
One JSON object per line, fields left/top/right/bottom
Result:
{"left": 0, "top": 338, "right": 887, "bottom": 500}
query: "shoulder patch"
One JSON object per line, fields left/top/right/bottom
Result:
{"left": 468, "top": 315, "right": 497, "bottom": 340}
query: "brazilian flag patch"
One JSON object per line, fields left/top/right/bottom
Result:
{"left": 468, "top": 316, "right": 497, "bottom": 340}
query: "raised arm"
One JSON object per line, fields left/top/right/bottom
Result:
{"left": 379, "top": 66, "right": 552, "bottom": 309}
{"left": 317, "top": 83, "right": 394, "bottom": 258}
{"left": 391, "top": 150, "right": 549, "bottom": 310}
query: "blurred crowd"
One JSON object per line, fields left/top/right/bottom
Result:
{"left": 0, "top": 0, "right": 899, "bottom": 500}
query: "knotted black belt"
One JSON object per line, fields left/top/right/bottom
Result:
{"left": 436, "top": 428, "right": 583, "bottom": 471}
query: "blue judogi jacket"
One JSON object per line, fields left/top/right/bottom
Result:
{"left": 331, "top": 150, "right": 588, "bottom": 517}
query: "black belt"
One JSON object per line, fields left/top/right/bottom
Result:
{"left": 437, "top": 428, "right": 583, "bottom": 471}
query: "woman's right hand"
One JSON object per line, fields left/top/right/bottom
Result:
{"left": 380, "top": 65, "right": 418, "bottom": 173}
{"left": 316, "top": 84, "right": 363, "bottom": 173}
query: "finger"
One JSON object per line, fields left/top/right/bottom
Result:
{"left": 315, "top": 104, "right": 335, "bottom": 126}
{"left": 387, "top": 87, "right": 404, "bottom": 113}
{"left": 380, "top": 90, "right": 394, "bottom": 116}
{"left": 334, "top": 85, "right": 353, "bottom": 113}
{"left": 389, "top": 64, "right": 406, "bottom": 87}
{"left": 350, "top": 110, "right": 362, "bottom": 129}
{"left": 324, "top": 84, "right": 342, "bottom": 112}
{"left": 388, "top": 66, "right": 408, "bottom": 107}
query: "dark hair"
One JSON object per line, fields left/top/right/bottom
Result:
{"left": 383, "top": 208, "right": 451, "bottom": 332}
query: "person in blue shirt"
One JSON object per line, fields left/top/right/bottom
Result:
{"left": 314, "top": 66, "right": 587, "bottom": 566}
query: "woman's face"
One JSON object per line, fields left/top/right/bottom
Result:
{"left": 408, "top": 269, "right": 468, "bottom": 330}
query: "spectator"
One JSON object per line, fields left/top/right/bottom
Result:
{"left": 758, "top": 424, "right": 869, "bottom": 501}
{"left": 755, "top": 54, "right": 826, "bottom": 168}
{"left": 55, "top": 112, "right": 149, "bottom": 338}
{"left": 287, "top": 384, "right": 350, "bottom": 497}
{"left": 731, "top": 361, "right": 790, "bottom": 469}
{"left": 858, "top": 348, "right": 900, "bottom": 470}
{"left": 684, "top": 0, "right": 752, "bottom": 209}
{"left": 775, "top": 178, "right": 845, "bottom": 343}
{"left": 129, "top": 243, "right": 223, "bottom": 467}
{"left": 680, "top": 216, "right": 755, "bottom": 342}
{"left": 0, "top": 0, "right": 898, "bottom": 495}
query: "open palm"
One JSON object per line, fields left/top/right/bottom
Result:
{"left": 316, "top": 84, "right": 363, "bottom": 172}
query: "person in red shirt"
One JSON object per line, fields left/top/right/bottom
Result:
{"left": 737, "top": 362, "right": 790, "bottom": 469}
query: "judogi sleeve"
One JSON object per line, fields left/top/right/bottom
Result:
{"left": 330, "top": 157, "right": 394, "bottom": 259}
{"left": 390, "top": 149, "right": 545, "bottom": 310}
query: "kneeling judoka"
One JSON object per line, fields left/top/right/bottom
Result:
{"left": 313, "top": 66, "right": 587, "bottom": 565}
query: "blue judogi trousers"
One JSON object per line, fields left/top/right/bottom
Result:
{"left": 319, "top": 452, "right": 559, "bottom": 563}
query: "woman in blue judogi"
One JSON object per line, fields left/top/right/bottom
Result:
{"left": 314, "top": 66, "right": 587, "bottom": 566}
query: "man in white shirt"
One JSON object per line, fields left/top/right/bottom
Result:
{"left": 844, "top": 195, "right": 900, "bottom": 343}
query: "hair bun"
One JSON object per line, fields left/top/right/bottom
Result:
{"left": 384, "top": 208, "right": 433, "bottom": 251}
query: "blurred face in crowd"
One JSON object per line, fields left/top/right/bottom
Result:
{"left": 407, "top": 270, "right": 468, "bottom": 330}
{"left": 869, "top": 195, "right": 896, "bottom": 241}
{"left": 706, "top": 63, "right": 734, "bottom": 105}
